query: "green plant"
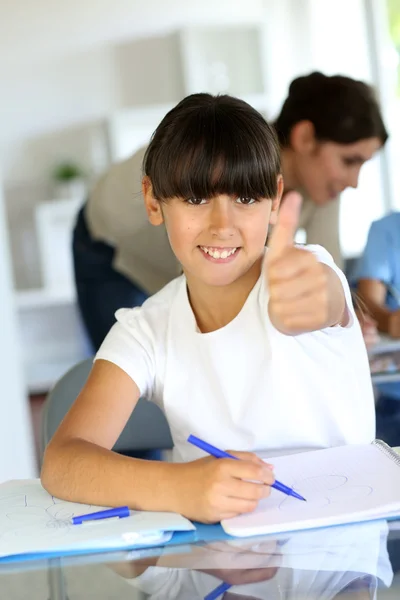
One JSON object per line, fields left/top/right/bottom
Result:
{"left": 51, "top": 161, "right": 85, "bottom": 182}
{"left": 387, "top": 0, "right": 400, "bottom": 93}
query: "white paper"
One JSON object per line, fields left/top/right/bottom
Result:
{"left": 222, "top": 444, "right": 400, "bottom": 537}
{"left": 0, "top": 479, "right": 194, "bottom": 558}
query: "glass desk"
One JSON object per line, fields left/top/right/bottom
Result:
{"left": 1, "top": 519, "right": 400, "bottom": 600}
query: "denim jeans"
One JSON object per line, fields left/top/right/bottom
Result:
{"left": 375, "top": 395, "right": 400, "bottom": 448}
{"left": 72, "top": 206, "right": 148, "bottom": 352}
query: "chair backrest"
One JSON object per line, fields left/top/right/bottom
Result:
{"left": 40, "top": 359, "right": 173, "bottom": 459}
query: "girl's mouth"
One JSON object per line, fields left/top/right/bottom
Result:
{"left": 199, "top": 246, "right": 240, "bottom": 262}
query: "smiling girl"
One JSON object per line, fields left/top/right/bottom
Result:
{"left": 41, "top": 94, "right": 375, "bottom": 524}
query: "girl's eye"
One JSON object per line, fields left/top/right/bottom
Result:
{"left": 235, "top": 197, "right": 257, "bottom": 205}
{"left": 186, "top": 197, "right": 207, "bottom": 205}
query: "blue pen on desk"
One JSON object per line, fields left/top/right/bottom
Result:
{"left": 72, "top": 506, "right": 130, "bottom": 525}
{"left": 188, "top": 435, "right": 306, "bottom": 502}
{"left": 204, "top": 581, "right": 231, "bottom": 600}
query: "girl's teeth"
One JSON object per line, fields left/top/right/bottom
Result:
{"left": 201, "top": 247, "right": 237, "bottom": 259}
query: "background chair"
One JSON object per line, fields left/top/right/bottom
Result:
{"left": 40, "top": 358, "right": 173, "bottom": 457}
{"left": 40, "top": 358, "right": 173, "bottom": 600}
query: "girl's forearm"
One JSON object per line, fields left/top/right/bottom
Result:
{"left": 41, "top": 438, "right": 182, "bottom": 512}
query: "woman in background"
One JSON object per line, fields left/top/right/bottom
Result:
{"left": 73, "top": 72, "right": 387, "bottom": 352}
{"left": 274, "top": 71, "right": 388, "bottom": 270}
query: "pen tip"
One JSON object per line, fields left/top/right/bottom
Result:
{"left": 294, "top": 492, "right": 307, "bottom": 501}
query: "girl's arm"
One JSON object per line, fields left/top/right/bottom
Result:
{"left": 41, "top": 359, "right": 181, "bottom": 511}
{"left": 41, "top": 359, "right": 274, "bottom": 520}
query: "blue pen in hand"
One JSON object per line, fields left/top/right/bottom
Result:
{"left": 188, "top": 435, "right": 306, "bottom": 502}
{"left": 72, "top": 506, "right": 130, "bottom": 525}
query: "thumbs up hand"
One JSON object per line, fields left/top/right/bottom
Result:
{"left": 266, "top": 191, "right": 344, "bottom": 335}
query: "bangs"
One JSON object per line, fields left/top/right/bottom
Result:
{"left": 144, "top": 95, "right": 281, "bottom": 201}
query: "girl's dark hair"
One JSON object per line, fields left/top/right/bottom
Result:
{"left": 275, "top": 72, "right": 388, "bottom": 147}
{"left": 143, "top": 93, "right": 281, "bottom": 201}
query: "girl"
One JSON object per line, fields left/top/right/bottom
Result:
{"left": 41, "top": 94, "right": 375, "bottom": 524}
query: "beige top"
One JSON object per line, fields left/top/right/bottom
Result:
{"left": 86, "top": 147, "right": 343, "bottom": 294}
{"left": 86, "top": 147, "right": 181, "bottom": 295}
{"left": 297, "top": 193, "right": 342, "bottom": 270}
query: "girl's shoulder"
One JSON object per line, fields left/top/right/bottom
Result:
{"left": 114, "top": 275, "right": 186, "bottom": 337}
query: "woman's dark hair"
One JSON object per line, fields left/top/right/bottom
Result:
{"left": 143, "top": 93, "right": 281, "bottom": 202}
{"left": 275, "top": 72, "right": 388, "bottom": 147}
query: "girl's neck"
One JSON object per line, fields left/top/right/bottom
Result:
{"left": 281, "top": 147, "right": 299, "bottom": 191}
{"left": 185, "top": 256, "right": 263, "bottom": 333}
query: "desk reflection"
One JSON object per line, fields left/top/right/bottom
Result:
{"left": 108, "top": 520, "right": 393, "bottom": 599}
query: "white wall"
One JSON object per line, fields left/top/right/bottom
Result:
{"left": 0, "top": 0, "right": 267, "bottom": 182}
{"left": 0, "top": 175, "right": 36, "bottom": 481}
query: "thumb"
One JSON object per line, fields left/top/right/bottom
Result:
{"left": 268, "top": 191, "right": 302, "bottom": 259}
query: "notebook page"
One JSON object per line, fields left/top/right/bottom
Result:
{"left": 222, "top": 444, "right": 400, "bottom": 537}
{"left": 0, "top": 479, "right": 194, "bottom": 559}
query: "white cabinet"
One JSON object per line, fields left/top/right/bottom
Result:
{"left": 35, "top": 197, "right": 83, "bottom": 293}
{"left": 15, "top": 198, "right": 90, "bottom": 394}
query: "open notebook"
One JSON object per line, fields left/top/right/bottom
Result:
{"left": 0, "top": 480, "right": 195, "bottom": 561}
{"left": 221, "top": 441, "right": 400, "bottom": 537}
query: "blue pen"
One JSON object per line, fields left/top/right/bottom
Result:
{"left": 204, "top": 581, "right": 231, "bottom": 600}
{"left": 72, "top": 505, "right": 130, "bottom": 525}
{"left": 188, "top": 435, "right": 306, "bottom": 502}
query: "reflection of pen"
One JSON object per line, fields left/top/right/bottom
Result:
{"left": 188, "top": 435, "right": 306, "bottom": 502}
{"left": 72, "top": 506, "right": 130, "bottom": 525}
{"left": 204, "top": 581, "right": 231, "bottom": 600}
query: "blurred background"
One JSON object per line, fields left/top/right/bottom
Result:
{"left": 1, "top": 0, "right": 400, "bottom": 479}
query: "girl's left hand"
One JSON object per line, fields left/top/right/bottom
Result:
{"left": 266, "top": 192, "right": 331, "bottom": 335}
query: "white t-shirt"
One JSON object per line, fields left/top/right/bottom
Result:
{"left": 96, "top": 245, "right": 375, "bottom": 462}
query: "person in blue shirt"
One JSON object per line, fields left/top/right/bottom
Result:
{"left": 356, "top": 212, "right": 400, "bottom": 445}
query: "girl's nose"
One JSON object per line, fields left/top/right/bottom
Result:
{"left": 209, "top": 200, "right": 235, "bottom": 237}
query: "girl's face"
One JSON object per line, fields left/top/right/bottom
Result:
{"left": 286, "top": 123, "right": 382, "bottom": 205}
{"left": 143, "top": 177, "right": 282, "bottom": 289}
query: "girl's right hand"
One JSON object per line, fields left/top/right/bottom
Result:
{"left": 172, "top": 452, "right": 275, "bottom": 523}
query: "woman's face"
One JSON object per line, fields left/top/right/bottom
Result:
{"left": 287, "top": 124, "right": 382, "bottom": 205}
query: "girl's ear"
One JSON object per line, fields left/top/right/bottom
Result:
{"left": 143, "top": 176, "right": 164, "bottom": 226}
{"left": 269, "top": 175, "right": 284, "bottom": 226}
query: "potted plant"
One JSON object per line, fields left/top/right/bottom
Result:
{"left": 51, "top": 161, "right": 87, "bottom": 200}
